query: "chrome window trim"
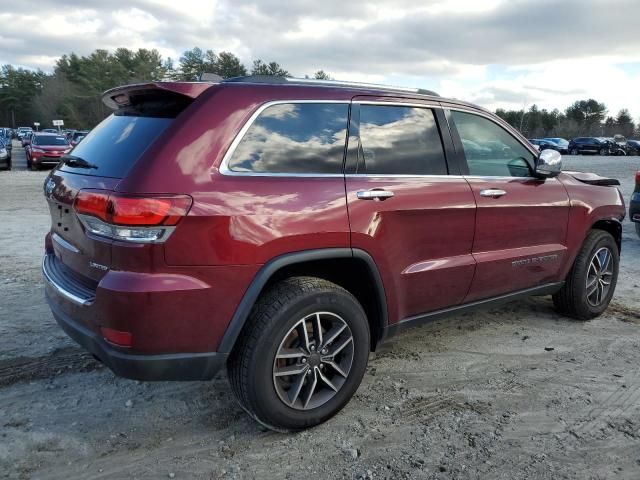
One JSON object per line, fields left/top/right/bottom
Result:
{"left": 355, "top": 100, "right": 441, "bottom": 109}
{"left": 218, "top": 99, "right": 351, "bottom": 178}
{"left": 345, "top": 174, "right": 457, "bottom": 179}
{"left": 218, "top": 98, "right": 540, "bottom": 180}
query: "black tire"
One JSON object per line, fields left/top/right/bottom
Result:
{"left": 636, "top": 222, "right": 640, "bottom": 239}
{"left": 227, "top": 276, "right": 370, "bottom": 431}
{"left": 570, "top": 148, "right": 579, "bottom": 155}
{"left": 599, "top": 147, "right": 607, "bottom": 156}
{"left": 553, "top": 230, "right": 619, "bottom": 320}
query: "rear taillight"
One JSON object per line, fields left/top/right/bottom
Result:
{"left": 74, "top": 190, "right": 192, "bottom": 243}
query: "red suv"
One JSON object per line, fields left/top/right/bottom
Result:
{"left": 43, "top": 77, "right": 625, "bottom": 431}
{"left": 27, "top": 133, "right": 71, "bottom": 170}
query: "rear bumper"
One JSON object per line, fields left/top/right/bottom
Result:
{"left": 46, "top": 294, "right": 227, "bottom": 381}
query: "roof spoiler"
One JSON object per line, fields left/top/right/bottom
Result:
{"left": 101, "top": 82, "right": 215, "bottom": 110}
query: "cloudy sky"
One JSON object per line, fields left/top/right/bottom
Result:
{"left": 2, "top": 0, "right": 640, "bottom": 118}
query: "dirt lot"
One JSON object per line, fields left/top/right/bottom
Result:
{"left": 1, "top": 142, "right": 640, "bottom": 479}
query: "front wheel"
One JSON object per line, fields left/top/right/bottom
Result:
{"left": 228, "top": 276, "right": 370, "bottom": 431}
{"left": 599, "top": 147, "right": 608, "bottom": 156}
{"left": 553, "top": 230, "right": 619, "bottom": 319}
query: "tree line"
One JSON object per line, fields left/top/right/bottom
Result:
{"left": 497, "top": 99, "right": 637, "bottom": 139}
{"left": 0, "top": 47, "right": 331, "bottom": 129}
{"left": 0, "top": 46, "right": 638, "bottom": 139}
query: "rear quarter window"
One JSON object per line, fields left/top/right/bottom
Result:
{"left": 227, "top": 102, "right": 349, "bottom": 174}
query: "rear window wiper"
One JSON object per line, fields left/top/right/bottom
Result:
{"left": 61, "top": 154, "right": 98, "bottom": 169}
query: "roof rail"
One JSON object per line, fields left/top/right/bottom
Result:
{"left": 221, "top": 75, "right": 439, "bottom": 97}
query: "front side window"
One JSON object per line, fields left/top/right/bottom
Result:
{"left": 228, "top": 103, "right": 349, "bottom": 174}
{"left": 357, "top": 105, "right": 447, "bottom": 175}
{"left": 451, "top": 111, "right": 535, "bottom": 178}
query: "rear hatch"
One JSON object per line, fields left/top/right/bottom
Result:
{"left": 44, "top": 82, "right": 209, "bottom": 283}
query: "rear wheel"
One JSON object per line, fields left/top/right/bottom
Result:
{"left": 553, "top": 230, "right": 619, "bottom": 319}
{"left": 228, "top": 276, "right": 370, "bottom": 431}
{"left": 570, "top": 148, "right": 579, "bottom": 155}
{"left": 599, "top": 147, "right": 607, "bottom": 156}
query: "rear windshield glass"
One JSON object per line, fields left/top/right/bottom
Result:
{"left": 33, "top": 135, "right": 68, "bottom": 146}
{"left": 59, "top": 113, "right": 173, "bottom": 178}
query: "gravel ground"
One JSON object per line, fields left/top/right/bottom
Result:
{"left": 1, "top": 141, "right": 640, "bottom": 480}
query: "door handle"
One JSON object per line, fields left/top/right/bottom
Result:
{"left": 356, "top": 189, "right": 394, "bottom": 201}
{"left": 479, "top": 189, "right": 507, "bottom": 198}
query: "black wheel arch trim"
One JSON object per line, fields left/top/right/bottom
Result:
{"left": 217, "top": 248, "right": 389, "bottom": 354}
{"left": 591, "top": 217, "right": 623, "bottom": 251}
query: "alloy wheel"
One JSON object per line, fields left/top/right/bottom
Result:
{"left": 586, "top": 247, "right": 614, "bottom": 307}
{"left": 272, "top": 312, "right": 354, "bottom": 410}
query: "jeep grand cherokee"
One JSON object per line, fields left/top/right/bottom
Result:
{"left": 43, "top": 76, "right": 625, "bottom": 431}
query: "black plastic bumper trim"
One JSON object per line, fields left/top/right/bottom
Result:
{"left": 46, "top": 292, "right": 226, "bottom": 381}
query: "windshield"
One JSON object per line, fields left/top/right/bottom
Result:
{"left": 59, "top": 113, "right": 173, "bottom": 178}
{"left": 33, "top": 135, "right": 68, "bottom": 146}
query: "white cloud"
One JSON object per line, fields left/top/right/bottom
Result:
{"left": 1, "top": 0, "right": 639, "bottom": 118}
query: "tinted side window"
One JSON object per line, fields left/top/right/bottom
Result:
{"left": 451, "top": 111, "right": 535, "bottom": 178}
{"left": 228, "top": 103, "right": 349, "bottom": 174}
{"left": 358, "top": 105, "right": 447, "bottom": 175}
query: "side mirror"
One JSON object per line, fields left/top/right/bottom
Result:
{"left": 535, "top": 149, "right": 562, "bottom": 178}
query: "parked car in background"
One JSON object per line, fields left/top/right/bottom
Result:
{"left": 568, "top": 137, "right": 609, "bottom": 155}
{"left": 21, "top": 131, "right": 33, "bottom": 147}
{"left": 626, "top": 140, "right": 640, "bottom": 156}
{"left": 16, "top": 127, "right": 32, "bottom": 140}
{"left": 529, "top": 138, "right": 563, "bottom": 152}
{"left": 42, "top": 128, "right": 58, "bottom": 134}
{"left": 631, "top": 171, "right": 640, "bottom": 238}
{"left": 542, "top": 138, "right": 569, "bottom": 154}
{"left": 600, "top": 137, "right": 627, "bottom": 156}
{"left": 0, "top": 128, "right": 12, "bottom": 159}
{"left": 69, "top": 130, "right": 89, "bottom": 147}
{"left": 0, "top": 138, "right": 10, "bottom": 170}
{"left": 43, "top": 76, "right": 625, "bottom": 431}
{"left": 26, "top": 133, "right": 71, "bottom": 170}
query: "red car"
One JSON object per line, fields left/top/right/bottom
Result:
{"left": 26, "top": 133, "right": 71, "bottom": 170}
{"left": 43, "top": 77, "right": 625, "bottom": 430}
